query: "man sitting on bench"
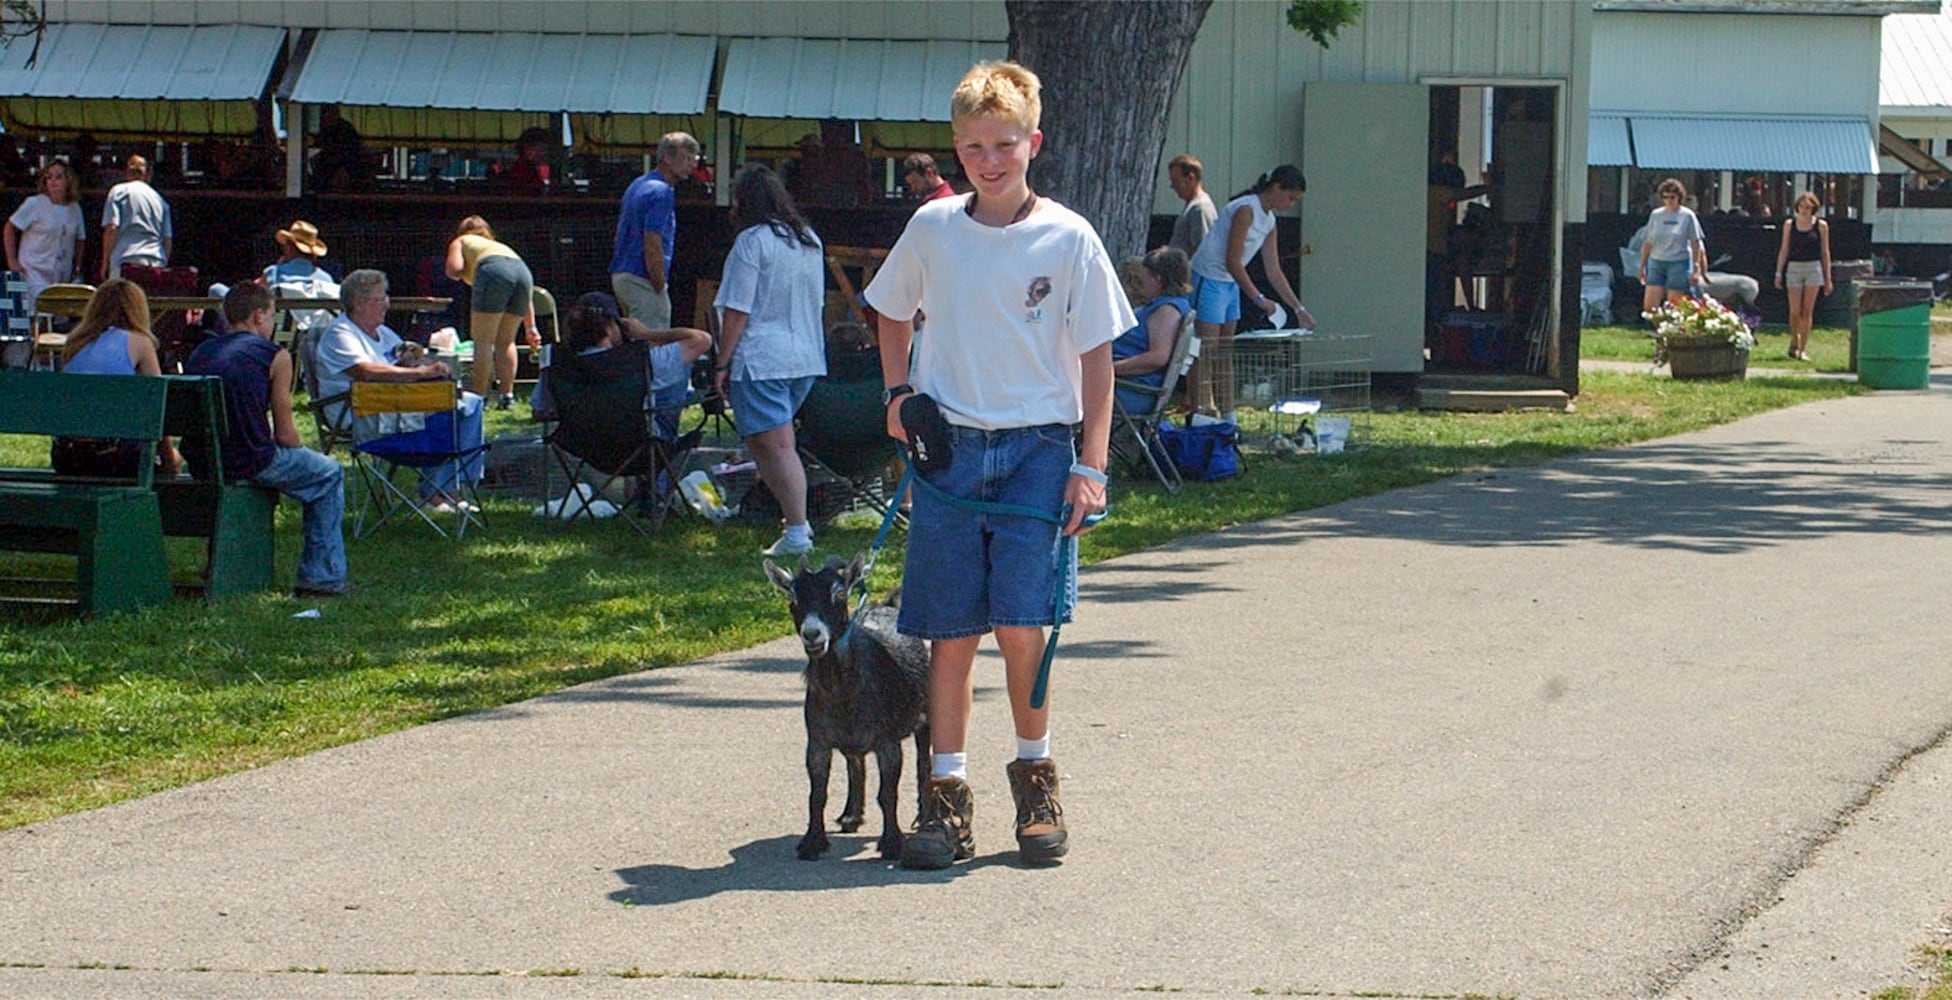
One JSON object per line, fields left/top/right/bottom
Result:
{"left": 184, "top": 283, "right": 351, "bottom": 598}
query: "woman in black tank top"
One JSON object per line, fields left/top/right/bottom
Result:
{"left": 1773, "top": 191, "right": 1832, "bottom": 362}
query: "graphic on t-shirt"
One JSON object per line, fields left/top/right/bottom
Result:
{"left": 1025, "top": 276, "right": 1052, "bottom": 308}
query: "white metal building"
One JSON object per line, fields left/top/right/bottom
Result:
{"left": 1586, "top": 0, "right": 1929, "bottom": 222}
{"left": 11, "top": 0, "right": 1596, "bottom": 383}
{"left": 1874, "top": 5, "right": 1952, "bottom": 246}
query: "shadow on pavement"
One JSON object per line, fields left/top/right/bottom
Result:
{"left": 609, "top": 836, "right": 1016, "bottom": 906}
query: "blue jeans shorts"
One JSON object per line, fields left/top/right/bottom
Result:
{"left": 730, "top": 375, "right": 815, "bottom": 435}
{"left": 472, "top": 254, "right": 534, "bottom": 316}
{"left": 1192, "top": 274, "right": 1241, "bottom": 323}
{"left": 899, "top": 423, "right": 1078, "bottom": 640}
{"left": 1644, "top": 256, "right": 1692, "bottom": 292}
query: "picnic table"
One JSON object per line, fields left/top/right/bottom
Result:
{"left": 34, "top": 295, "right": 452, "bottom": 317}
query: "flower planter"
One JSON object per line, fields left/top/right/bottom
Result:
{"left": 1665, "top": 334, "right": 1749, "bottom": 381}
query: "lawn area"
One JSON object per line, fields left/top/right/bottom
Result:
{"left": 0, "top": 369, "right": 1861, "bottom": 830}
{"left": 1581, "top": 322, "right": 1855, "bottom": 370}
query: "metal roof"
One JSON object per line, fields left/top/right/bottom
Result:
{"left": 718, "top": 38, "right": 1007, "bottom": 121}
{"left": 1881, "top": 11, "right": 1952, "bottom": 112}
{"left": 1588, "top": 114, "right": 1634, "bottom": 166}
{"left": 0, "top": 22, "right": 284, "bottom": 100}
{"left": 289, "top": 30, "right": 715, "bottom": 114}
{"left": 1626, "top": 114, "right": 1877, "bottom": 172}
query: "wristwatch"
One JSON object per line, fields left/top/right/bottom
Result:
{"left": 883, "top": 384, "right": 914, "bottom": 406}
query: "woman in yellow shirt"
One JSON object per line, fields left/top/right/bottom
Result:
{"left": 444, "top": 215, "right": 537, "bottom": 408}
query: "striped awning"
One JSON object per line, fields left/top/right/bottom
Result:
{"left": 718, "top": 38, "right": 1006, "bottom": 121}
{"left": 0, "top": 23, "right": 285, "bottom": 138}
{"left": 289, "top": 30, "right": 716, "bottom": 115}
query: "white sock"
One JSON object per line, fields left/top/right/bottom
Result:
{"left": 931, "top": 752, "right": 967, "bottom": 780}
{"left": 783, "top": 522, "right": 813, "bottom": 543}
{"left": 1016, "top": 733, "right": 1050, "bottom": 762}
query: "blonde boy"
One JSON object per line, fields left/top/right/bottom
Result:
{"left": 864, "top": 61, "right": 1133, "bottom": 869}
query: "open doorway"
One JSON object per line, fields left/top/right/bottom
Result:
{"left": 1426, "top": 84, "right": 1558, "bottom": 375}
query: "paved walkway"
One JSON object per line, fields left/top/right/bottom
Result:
{"left": 4, "top": 380, "right": 1951, "bottom": 999}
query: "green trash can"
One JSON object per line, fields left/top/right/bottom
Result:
{"left": 1854, "top": 278, "right": 1933, "bottom": 390}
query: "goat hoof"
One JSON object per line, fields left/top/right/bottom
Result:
{"left": 837, "top": 815, "right": 864, "bottom": 833}
{"left": 877, "top": 830, "right": 904, "bottom": 859}
{"left": 797, "top": 832, "right": 830, "bottom": 860}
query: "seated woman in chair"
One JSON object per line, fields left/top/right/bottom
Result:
{"left": 1110, "top": 246, "right": 1191, "bottom": 416}
{"left": 530, "top": 291, "right": 710, "bottom": 439}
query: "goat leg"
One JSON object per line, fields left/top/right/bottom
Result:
{"left": 874, "top": 740, "right": 905, "bottom": 859}
{"left": 797, "top": 742, "right": 833, "bottom": 860}
{"left": 911, "top": 718, "right": 931, "bottom": 828}
{"left": 838, "top": 750, "right": 867, "bottom": 833}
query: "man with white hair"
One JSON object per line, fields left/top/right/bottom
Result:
{"left": 609, "top": 131, "right": 700, "bottom": 328}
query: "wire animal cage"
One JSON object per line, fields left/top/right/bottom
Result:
{"left": 1228, "top": 330, "right": 1372, "bottom": 445}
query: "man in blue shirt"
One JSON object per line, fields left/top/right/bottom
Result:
{"left": 609, "top": 132, "right": 700, "bottom": 329}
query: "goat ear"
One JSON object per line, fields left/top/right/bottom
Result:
{"left": 763, "top": 559, "right": 795, "bottom": 594}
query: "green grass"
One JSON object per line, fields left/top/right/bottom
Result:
{"left": 1580, "top": 323, "right": 1856, "bottom": 370}
{"left": 1876, "top": 944, "right": 1952, "bottom": 1000}
{"left": 0, "top": 370, "right": 1861, "bottom": 830}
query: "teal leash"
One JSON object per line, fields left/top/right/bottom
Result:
{"left": 843, "top": 459, "right": 1103, "bottom": 710}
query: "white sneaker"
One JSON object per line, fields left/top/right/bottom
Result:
{"left": 761, "top": 533, "right": 814, "bottom": 557}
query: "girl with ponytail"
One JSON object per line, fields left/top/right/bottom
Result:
{"left": 1186, "top": 164, "right": 1313, "bottom": 416}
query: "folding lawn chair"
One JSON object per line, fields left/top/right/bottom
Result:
{"left": 538, "top": 340, "right": 701, "bottom": 535}
{"left": 1109, "top": 308, "right": 1199, "bottom": 493}
{"left": 796, "top": 370, "right": 906, "bottom": 524}
{"left": 348, "top": 380, "right": 488, "bottom": 540}
{"left": 298, "top": 324, "right": 354, "bottom": 455}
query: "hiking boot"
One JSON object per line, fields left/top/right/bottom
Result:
{"left": 1007, "top": 758, "right": 1068, "bottom": 864}
{"left": 900, "top": 776, "right": 974, "bottom": 870}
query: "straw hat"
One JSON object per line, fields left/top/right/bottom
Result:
{"left": 275, "top": 220, "right": 328, "bottom": 258}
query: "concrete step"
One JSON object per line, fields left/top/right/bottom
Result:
{"left": 1415, "top": 387, "right": 1573, "bottom": 412}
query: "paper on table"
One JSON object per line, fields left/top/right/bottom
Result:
{"left": 1265, "top": 304, "right": 1287, "bottom": 330}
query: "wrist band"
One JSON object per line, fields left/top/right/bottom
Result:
{"left": 1069, "top": 463, "right": 1108, "bottom": 485}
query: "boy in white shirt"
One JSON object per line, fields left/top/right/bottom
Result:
{"left": 865, "top": 60, "right": 1132, "bottom": 870}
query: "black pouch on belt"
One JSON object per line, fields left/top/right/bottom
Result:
{"left": 900, "top": 393, "right": 954, "bottom": 476}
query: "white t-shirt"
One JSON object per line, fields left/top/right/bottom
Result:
{"left": 7, "top": 195, "right": 85, "bottom": 300}
{"left": 712, "top": 223, "right": 827, "bottom": 381}
{"left": 864, "top": 195, "right": 1132, "bottom": 431}
{"left": 315, "top": 313, "right": 405, "bottom": 432}
{"left": 102, "top": 179, "right": 172, "bottom": 267}
{"left": 1189, "top": 193, "right": 1276, "bottom": 283}
{"left": 1644, "top": 206, "right": 1704, "bottom": 262}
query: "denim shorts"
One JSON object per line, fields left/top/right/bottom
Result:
{"left": 730, "top": 375, "right": 815, "bottom": 435}
{"left": 1192, "top": 274, "right": 1240, "bottom": 323}
{"left": 1643, "top": 256, "right": 1692, "bottom": 292}
{"left": 472, "top": 254, "right": 534, "bottom": 316}
{"left": 899, "top": 423, "right": 1078, "bottom": 640}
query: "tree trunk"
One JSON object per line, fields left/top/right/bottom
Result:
{"left": 1005, "top": 0, "right": 1211, "bottom": 260}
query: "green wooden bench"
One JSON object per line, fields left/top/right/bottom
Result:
{"left": 159, "top": 375, "right": 279, "bottom": 597}
{"left": 0, "top": 369, "right": 173, "bottom": 616}
{"left": 0, "top": 372, "right": 281, "bottom": 613}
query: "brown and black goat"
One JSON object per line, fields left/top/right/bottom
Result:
{"left": 765, "top": 554, "right": 930, "bottom": 861}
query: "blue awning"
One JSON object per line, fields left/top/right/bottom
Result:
{"left": 1626, "top": 114, "right": 1877, "bottom": 174}
{"left": 1588, "top": 113, "right": 1633, "bottom": 167}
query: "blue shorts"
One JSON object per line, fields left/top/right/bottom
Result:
{"left": 899, "top": 423, "right": 1078, "bottom": 640}
{"left": 730, "top": 375, "right": 815, "bottom": 435}
{"left": 1192, "top": 274, "right": 1241, "bottom": 324}
{"left": 1644, "top": 256, "right": 1692, "bottom": 292}
{"left": 472, "top": 254, "right": 534, "bottom": 316}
